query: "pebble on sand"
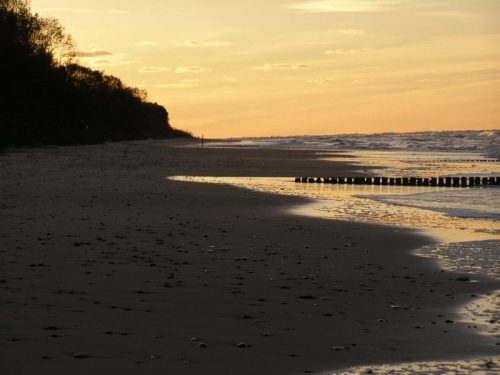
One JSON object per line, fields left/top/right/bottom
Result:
{"left": 73, "top": 353, "right": 90, "bottom": 359}
{"left": 332, "top": 346, "right": 350, "bottom": 351}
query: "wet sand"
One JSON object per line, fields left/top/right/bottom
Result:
{"left": 0, "top": 139, "right": 498, "bottom": 374}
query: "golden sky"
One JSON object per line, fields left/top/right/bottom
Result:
{"left": 32, "top": 0, "right": 500, "bottom": 138}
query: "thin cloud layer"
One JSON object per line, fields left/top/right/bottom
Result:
{"left": 283, "top": 0, "right": 471, "bottom": 14}
{"left": 324, "top": 48, "right": 371, "bottom": 55}
{"left": 306, "top": 78, "right": 335, "bottom": 84}
{"left": 338, "top": 29, "right": 364, "bottom": 34}
{"left": 77, "top": 51, "right": 140, "bottom": 67}
{"left": 253, "top": 63, "right": 309, "bottom": 70}
{"left": 75, "top": 49, "right": 113, "bottom": 57}
{"left": 184, "top": 40, "right": 233, "bottom": 47}
{"left": 138, "top": 66, "right": 171, "bottom": 73}
{"left": 175, "top": 66, "right": 210, "bottom": 73}
{"left": 284, "top": 0, "right": 400, "bottom": 13}
{"left": 137, "top": 41, "right": 159, "bottom": 48}
{"left": 37, "top": 7, "right": 127, "bottom": 14}
{"left": 156, "top": 80, "right": 200, "bottom": 88}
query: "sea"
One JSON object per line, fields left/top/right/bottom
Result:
{"left": 174, "top": 129, "right": 500, "bottom": 373}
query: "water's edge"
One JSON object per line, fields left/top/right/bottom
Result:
{"left": 169, "top": 175, "right": 500, "bottom": 374}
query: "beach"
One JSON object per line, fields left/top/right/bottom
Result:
{"left": 1, "top": 139, "right": 498, "bottom": 374}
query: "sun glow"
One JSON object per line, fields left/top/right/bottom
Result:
{"left": 32, "top": 0, "right": 500, "bottom": 137}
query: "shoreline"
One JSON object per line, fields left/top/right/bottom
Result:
{"left": 1, "top": 139, "right": 498, "bottom": 374}
{"left": 173, "top": 175, "right": 500, "bottom": 357}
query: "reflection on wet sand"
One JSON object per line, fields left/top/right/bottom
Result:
{"left": 170, "top": 175, "right": 499, "bottom": 374}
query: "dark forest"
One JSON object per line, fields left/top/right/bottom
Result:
{"left": 0, "top": 0, "right": 191, "bottom": 147}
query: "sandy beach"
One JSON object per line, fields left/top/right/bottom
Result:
{"left": 1, "top": 139, "right": 498, "bottom": 375}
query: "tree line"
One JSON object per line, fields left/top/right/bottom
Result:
{"left": 0, "top": 0, "right": 191, "bottom": 147}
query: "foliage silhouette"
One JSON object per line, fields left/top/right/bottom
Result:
{"left": 0, "top": 0, "right": 191, "bottom": 147}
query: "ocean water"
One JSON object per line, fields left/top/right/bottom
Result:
{"left": 188, "top": 130, "right": 500, "bottom": 273}
{"left": 176, "top": 130, "right": 500, "bottom": 373}
{"left": 207, "top": 129, "right": 500, "bottom": 159}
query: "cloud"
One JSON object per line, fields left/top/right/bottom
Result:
{"left": 283, "top": 0, "right": 399, "bottom": 13}
{"left": 35, "top": 7, "right": 128, "bottom": 14}
{"left": 36, "top": 7, "right": 97, "bottom": 13}
{"left": 79, "top": 52, "right": 141, "bottom": 67}
{"left": 184, "top": 40, "right": 234, "bottom": 47}
{"left": 338, "top": 28, "right": 364, "bottom": 34}
{"left": 306, "top": 78, "right": 335, "bottom": 84}
{"left": 91, "top": 59, "right": 140, "bottom": 67}
{"left": 309, "top": 41, "right": 336, "bottom": 45}
{"left": 155, "top": 80, "right": 200, "bottom": 89}
{"left": 324, "top": 49, "right": 356, "bottom": 55}
{"left": 75, "top": 49, "right": 113, "bottom": 57}
{"left": 324, "top": 48, "right": 371, "bottom": 55}
{"left": 138, "top": 66, "right": 171, "bottom": 73}
{"left": 253, "top": 63, "right": 309, "bottom": 70}
{"left": 284, "top": 0, "right": 474, "bottom": 15}
{"left": 421, "top": 11, "right": 480, "bottom": 19}
{"left": 137, "top": 41, "right": 159, "bottom": 48}
{"left": 175, "top": 66, "right": 210, "bottom": 73}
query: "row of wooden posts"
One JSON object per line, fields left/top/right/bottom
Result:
{"left": 437, "top": 159, "right": 499, "bottom": 163}
{"left": 294, "top": 176, "right": 500, "bottom": 187}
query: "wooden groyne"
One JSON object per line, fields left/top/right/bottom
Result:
{"left": 436, "top": 159, "right": 499, "bottom": 163}
{"left": 294, "top": 176, "right": 500, "bottom": 187}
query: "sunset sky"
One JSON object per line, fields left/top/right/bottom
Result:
{"left": 32, "top": 0, "right": 500, "bottom": 138}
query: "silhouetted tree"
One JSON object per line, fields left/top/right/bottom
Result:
{"left": 0, "top": 0, "right": 190, "bottom": 147}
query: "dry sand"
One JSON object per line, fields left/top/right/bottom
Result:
{"left": 1, "top": 139, "right": 498, "bottom": 374}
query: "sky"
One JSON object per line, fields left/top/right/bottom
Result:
{"left": 32, "top": 0, "right": 500, "bottom": 138}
